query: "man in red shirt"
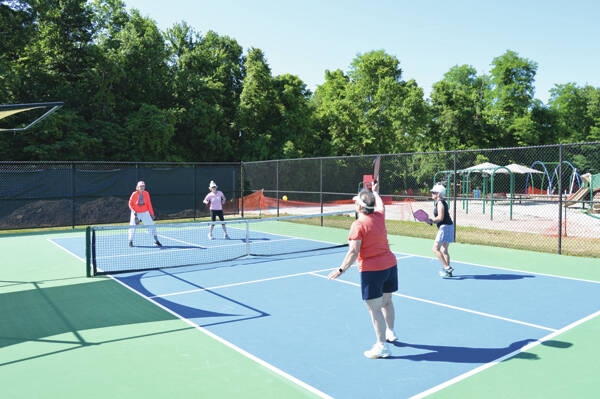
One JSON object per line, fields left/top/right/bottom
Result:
{"left": 128, "top": 181, "right": 162, "bottom": 247}
{"left": 328, "top": 181, "right": 397, "bottom": 359}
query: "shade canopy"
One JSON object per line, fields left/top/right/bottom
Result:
{"left": 504, "top": 163, "right": 544, "bottom": 174}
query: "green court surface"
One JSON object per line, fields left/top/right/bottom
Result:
{"left": 1, "top": 226, "right": 599, "bottom": 398}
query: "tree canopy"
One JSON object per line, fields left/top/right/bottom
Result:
{"left": 1, "top": 0, "right": 598, "bottom": 161}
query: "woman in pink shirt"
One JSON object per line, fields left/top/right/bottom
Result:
{"left": 203, "top": 180, "right": 229, "bottom": 240}
{"left": 328, "top": 181, "right": 397, "bottom": 359}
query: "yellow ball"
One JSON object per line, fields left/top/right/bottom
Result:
{"left": 282, "top": 195, "right": 288, "bottom": 201}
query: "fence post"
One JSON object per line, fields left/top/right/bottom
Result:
{"left": 558, "top": 144, "right": 563, "bottom": 254}
{"left": 240, "top": 162, "right": 244, "bottom": 218}
{"left": 276, "top": 160, "right": 280, "bottom": 217}
{"left": 193, "top": 164, "right": 197, "bottom": 220}
{"left": 71, "top": 162, "right": 76, "bottom": 229}
{"left": 453, "top": 151, "right": 457, "bottom": 242}
{"left": 320, "top": 158, "right": 324, "bottom": 226}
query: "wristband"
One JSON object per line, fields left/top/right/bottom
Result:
{"left": 338, "top": 268, "right": 344, "bottom": 274}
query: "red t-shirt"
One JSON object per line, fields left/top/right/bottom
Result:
{"left": 348, "top": 211, "right": 396, "bottom": 272}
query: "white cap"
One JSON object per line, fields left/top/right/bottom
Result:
{"left": 136, "top": 181, "right": 145, "bottom": 188}
{"left": 209, "top": 180, "right": 217, "bottom": 188}
{"left": 430, "top": 184, "right": 446, "bottom": 196}
{"left": 352, "top": 191, "right": 375, "bottom": 209}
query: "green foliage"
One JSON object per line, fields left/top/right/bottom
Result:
{"left": 1, "top": 2, "right": 599, "bottom": 163}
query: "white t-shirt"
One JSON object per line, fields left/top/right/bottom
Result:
{"left": 204, "top": 191, "right": 225, "bottom": 210}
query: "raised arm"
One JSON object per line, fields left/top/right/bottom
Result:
{"left": 372, "top": 182, "right": 384, "bottom": 213}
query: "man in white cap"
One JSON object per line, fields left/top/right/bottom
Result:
{"left": 128, "top": 180, "right": 162, "bottom": 247}
{"left": 429, "top": 184, "right": 454, "bottom": 277}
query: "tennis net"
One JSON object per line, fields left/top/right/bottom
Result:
{"left": 86, "top": 210, "right": 354, "bottom": 276}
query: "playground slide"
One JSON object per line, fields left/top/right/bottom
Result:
{"left": 564, "top": 186, "right": 589, "bottom": 207}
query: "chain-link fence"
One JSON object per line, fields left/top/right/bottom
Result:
{"left": 242, "top": 142, "right": 600, "bottom": 257}
{"left": 0, "top": 162, "right": 240, "bottom": 230}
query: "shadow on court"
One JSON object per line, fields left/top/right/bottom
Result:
{"left": 0, "top": 278, "right": 233, "bottom": 357}
{"left": 118, "top": 270, "right": 271, "bottom": 328}
{"left": 451, "top": 273, "right": 536, "bottom": 281}
{"left": 386, "top": 338, "right": 573, "bottom": 363}
{"left": 387, "top": 339, "right": 537, "bottom": 362}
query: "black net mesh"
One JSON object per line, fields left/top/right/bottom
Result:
{"left": 0, "top": 162, "right": 240, "bottom": 229}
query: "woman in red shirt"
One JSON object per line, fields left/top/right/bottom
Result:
{"left": 128, "top": 181, "right": 162, "bottom": 247}
{"left": 328, "top": 182, "right": 397, "bottom": 359}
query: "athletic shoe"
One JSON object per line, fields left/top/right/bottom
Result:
{"left": 208, "top": 233, "right": 213, "bottom": 240}
{"left": 154, "top": 240, "right": 162, "bottom": 247}
{"left": 439, "top": 266, "right": 453, "bottom": 278}
{"left": 363, "top": 343, "right": 390, "bottom": 359}
{"left": 129, "top": 241, "right": 133, "bottom": 247}
{"left": 385, "top": 329, "right": 398, "bottom": 342}
{"left": 225, "top": 234, "right": 231, "bottom": 240}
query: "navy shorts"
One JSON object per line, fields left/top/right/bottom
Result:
{"left": 210, "top": 210, "right": 224, "bottom": 221}
{"left": 360, "top": 265, "right": 398, "bottom": 300}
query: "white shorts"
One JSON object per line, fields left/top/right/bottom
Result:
{"left": 435, "top": 224, "right": 454, "bottom": 243}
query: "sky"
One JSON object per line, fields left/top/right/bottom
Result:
{"left": 123, "top": 0, "right": 600, "bottom": 104}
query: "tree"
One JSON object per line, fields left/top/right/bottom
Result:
{"left": 549, "top": 83, "right": 600, "bottom": 142}
{"left": 314, "top": 50, "right": 429, "bottom": 155}
{"left": 236, "top": 47, "right": 276, "bottom": 160}
{"left": 485, "top": 50, "right": 538, "bottom": 146}
{"left": 429, "top": 65, "right": 492, "bottom": 149}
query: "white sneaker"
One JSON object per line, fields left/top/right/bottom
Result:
{"left": 363, "top": 343, "right": 390, "bottom": 359}
{"left": 208, "top": 233, "right": 213, "bottom": 240}
{"left": 385, "top": 329, "right": 397, "bottom": 342}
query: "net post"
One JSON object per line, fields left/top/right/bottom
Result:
{"left": 276, "top": 160, "right": 280, "bottom": 217}
{"left": 85, "top": 226, "right": 91, "bottom": 277}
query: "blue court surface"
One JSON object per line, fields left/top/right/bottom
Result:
{"left": 52, "top": 231, "right": 600, "bottom": 399}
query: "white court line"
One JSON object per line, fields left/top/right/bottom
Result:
{"left": 157, "top": 234, "right": 206, "bottom": 248}
{"left": 149, "top": 267, "right": 338, "bottom": 299}
{"left": 393, "top": 250, "right": 600, "bottom": 285}
{"left": 310, "top": 272, "right": 557, "bottom": 332}
{"left": 47, "top": 238, "right": 85, "bottom": 262}
{"left": 409, "top": 309, "right": 600, "bottom": 399}
{"left": 151, "top": 255, "right": 413, "bottom": 299}
{"left": 48, "top": 237, "right": 334, "bottom": 399}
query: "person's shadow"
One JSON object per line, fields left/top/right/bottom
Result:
{"left": 451, "top": 273, "right": 535, "bottom": 281}
{"left": 386, "top": 339, "right": 572, "bottom": 362}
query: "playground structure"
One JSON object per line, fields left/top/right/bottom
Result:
{"left": 433, "top": 160, "right": 596, "bottom": 221}
{"left": 564, "top": 173, "right": 600, "bottom": 216}
{"left": 434, "top": 163, "right": 516, "bottom": 221}
{"left": 525, "top": 161, "right": 583, "bottom": 196}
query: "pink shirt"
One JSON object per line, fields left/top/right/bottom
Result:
{"left": 204, "top": 191, "right": 226, "bottom": 210}
{"left": 348, "top": 211, "right": 396, "bottom": 272}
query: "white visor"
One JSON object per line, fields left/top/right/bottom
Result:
{"left": 353, "top": 195, "right": 374, "bottom": 209}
